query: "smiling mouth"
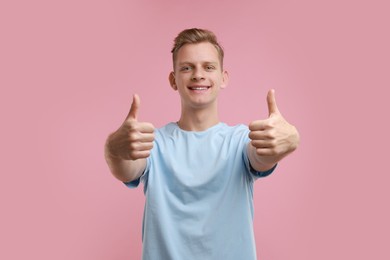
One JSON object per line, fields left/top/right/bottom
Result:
{"left": 188, "top": 86, "right": 211, "bottom": 90}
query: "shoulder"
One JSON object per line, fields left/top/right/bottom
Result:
{"left": 154, "top": 122, "right": 177, "bottom": 136}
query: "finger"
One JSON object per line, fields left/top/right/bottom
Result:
{"left": 135, "top": 142, "right": 154, "bottom": 151}
{"left": 137, "top": 133, "right": 155, "bottom": 142}
{"left": 249, "top": 118, "right": 277, "bottom": 130}
{"left": 255, "top": 148, "right": 276, "bottom": 156}
{"left": 128, "top": 131, "right": 154, "bottom": 142}
{"left": 129, "top": 141, "right": 154, "bottom": 151}
{"left": 129, "top": 150, "right": 151, "bottom": 159}
{"left": 250, "top": 139, "right": 274, "bottom": 149}
{"left": 137, "top": 123, "right": 155, "bottom": 133}
{"left": 267, "top": 89, "right": 280, "bottom": 116}
{"left": 249, "top": 130, "right": 273, "bottom": 140}
{"left": 127, "top": 94, "right": 140, "bottom": 120}
{"left": 249, "top": 120, "right": 269, "bottom": 131}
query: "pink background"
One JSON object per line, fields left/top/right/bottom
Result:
{"left": 1, "top": 0, "right": 389, "bottom": 259}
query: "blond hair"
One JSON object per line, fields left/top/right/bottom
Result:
{"left": 171, "top": 28, "right": 224, "bottom": 69}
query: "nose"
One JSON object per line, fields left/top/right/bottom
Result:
{"left": 191, "top": 68, "right": 205, "bottom": 81}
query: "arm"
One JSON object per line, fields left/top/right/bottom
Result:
{"left": 104, "top": 94, "right": 154, "bottom": 183}
{"left": 248, "top": 89, "right": 300, "bottom": 172}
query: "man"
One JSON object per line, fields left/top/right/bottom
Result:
{"left": 105, "top": 28, "right": 299, "bottom": 260}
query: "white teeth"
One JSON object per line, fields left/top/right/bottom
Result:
{"left": 190, "top": 87, "right": 208, "bottom": 90}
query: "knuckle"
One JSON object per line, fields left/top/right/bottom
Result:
{"left": 266, "top": 129, "right": 276, "bottom": 138}
{"left": 128, "top": 132, "right": 139, "bottom": 142}
{"left": 128, "top": 150, "right": 137, "bottom": 159}
{"left": 136, "top": 151, "right": 150, "bottom": 159}
{"left": 128, "top": 122, "right": 139, "bottom": 131}
{"left": 267, "top": 120, "right": 276, "bottom": 128}
{"left": 269, "top": 139, "right": 277, "bottom": 147}
{"left": 129, "top": 142, "right": 139, "bottom": 151}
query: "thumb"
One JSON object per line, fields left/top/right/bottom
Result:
{"left": 127, "top": 94, "right": 140, "bottom": 120}
{"left": 267, "top": 89, "right": 280, "bottom": 116}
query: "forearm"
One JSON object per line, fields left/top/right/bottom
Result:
{"left": 104, "top": 141, "right": 147, "bottom": 183}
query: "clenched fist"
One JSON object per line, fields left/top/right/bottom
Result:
{"left": 248, "top": 90, "right": 299, "bottom": 165}
{"left": 106, "top": 94, "right": 155, "bottom": 161}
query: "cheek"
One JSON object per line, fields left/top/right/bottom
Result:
{"left": 175, "top": 75, "right": 188, "bottom": 84}
{"left": 213, "top": 77, "right": 224, "bottom": 88}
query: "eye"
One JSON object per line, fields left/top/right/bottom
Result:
{"left": 205, "top": 65, "right": 216, "bottom": 71}
{"left": 180, "top": 66, "right": 192, "bottom": 71}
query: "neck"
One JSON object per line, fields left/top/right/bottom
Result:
{"left": 177, "top": 104, "right": 219, "bottom": 131}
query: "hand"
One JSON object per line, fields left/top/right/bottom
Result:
{"left": 248, "top": 89, "right": 299, "bottom": 164}
{"left": 106, "top": 94, "right": 155, "bottom": 160}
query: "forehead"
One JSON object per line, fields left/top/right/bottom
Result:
{"left": 176, "top": 42, "right": 220, "bottom": 64}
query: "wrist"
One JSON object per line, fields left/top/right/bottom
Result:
{"left": 247, "top": 144, "right": 277, "bottom": 172}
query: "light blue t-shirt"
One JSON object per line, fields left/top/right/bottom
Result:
{"left": 126, "top": 122, "right": 275, "bottom": 260}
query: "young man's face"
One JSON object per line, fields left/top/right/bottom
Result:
{"left": 169, "top": 42, "right": 228, "bottom": 110}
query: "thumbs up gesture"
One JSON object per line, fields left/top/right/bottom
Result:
{"left": 248, "top": 90, "right": 299, "bottom": 166}
{"left": 106, "top": 94, "right": 155, "bottom": 161}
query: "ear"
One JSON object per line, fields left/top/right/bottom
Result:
{"left": 220, "top": 70, "right": 229, "bottom": 89}
{"left": 169, "top": 71, "right": 178, "bottom": 91}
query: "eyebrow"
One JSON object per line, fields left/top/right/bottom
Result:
{"left": 178, "top": 61, "right": 219, "bottom": 66}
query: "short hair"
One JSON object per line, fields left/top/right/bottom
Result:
{"left": 171, "top": 28, "right": 224, "bottom": 69}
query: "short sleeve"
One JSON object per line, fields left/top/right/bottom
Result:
{"left": 242, "top": 139, "right": 277, "bottom": 180}
{"left": 249, "top": 162, "right": 277, "bottom": 178}
{"left": 124, "top": 176, "right": 141, "bottom": 188}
